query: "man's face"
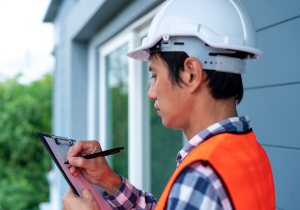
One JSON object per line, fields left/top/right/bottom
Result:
{"left": 148, "top": 54, "right": 188, "bottom": 129}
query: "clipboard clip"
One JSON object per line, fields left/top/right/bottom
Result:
{"left": 51, "top": 135, "right": 76, "bottom": 146}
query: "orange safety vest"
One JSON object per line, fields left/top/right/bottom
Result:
{"left": 156, "top": 129, "right": 275, "bottom": 210}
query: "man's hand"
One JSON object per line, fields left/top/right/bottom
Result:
{"left": 66, "top": 140, "right": 122, "bottom": 195}
{"left": 62, "top": 187, "right": 100, "bottom": 210}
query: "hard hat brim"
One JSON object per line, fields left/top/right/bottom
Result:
{"left": 127, "top": 28, "right": 263, "bottom": 62}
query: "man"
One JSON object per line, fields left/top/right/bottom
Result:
{"left": 62, "top": 0, "right": 275, "bottom": 209}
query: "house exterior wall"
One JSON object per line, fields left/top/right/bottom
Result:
{"left": 87, "top": 0, "right": 164, "bottom": 196}
{"left": 86, "top": 0, "right": 165, "bottom": 140}
{"left": 43, "top": 0, "right": 300, "bottom": 209}
{"left": 238, "top": 1, "right": 300, "bottom": 209}
{"left": 41, "top": 1, "right": 79, "bottom": 209}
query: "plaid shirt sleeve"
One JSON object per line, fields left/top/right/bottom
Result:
{"left": 104, "top": 162, "right": 232, "bottom": 210}
{"left": 103, "top": 176, "right": 157, "bottom": 210}
{"left": 168, "top": 161, "right": 232, "bottom": 210}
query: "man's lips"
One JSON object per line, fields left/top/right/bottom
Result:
{"left": 154, "top": 103, "right": 161, "bottom": 116}
{"left": 154, "top": 104, "right": 160, "bottom": 111}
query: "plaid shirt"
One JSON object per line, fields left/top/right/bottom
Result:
{"left": 104, "top": 116, "right": 251, "bottom": 210}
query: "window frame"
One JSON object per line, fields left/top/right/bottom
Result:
{"left": 97, "top": 6, "right": 158, "bottom": 191}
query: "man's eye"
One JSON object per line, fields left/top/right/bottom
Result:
{"left": 151, "top": 75, "right": 156, "bottom": 79}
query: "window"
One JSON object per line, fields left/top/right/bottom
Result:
{"left": 142, "top": 61, "right": 183, "bottom": 199}
{"left": 97, "top": 4, "right": 183, "bottom": 195}
{"left": 106, "top": 43, "right": 129, "bottom": 177}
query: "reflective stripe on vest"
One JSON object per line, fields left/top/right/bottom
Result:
{"left": 155, "top": 130, "right": 275, "bottom": 210}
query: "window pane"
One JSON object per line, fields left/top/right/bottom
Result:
{"left": 142, "top": 61, "right": 183, "bottom": 199}
{"left": 105, "top": 43, "right": 129, "bottom": 178}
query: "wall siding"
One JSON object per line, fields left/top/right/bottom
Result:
{"left": 238, "top": 83, "right": 300, "bottom": 148}
{"left": 237, "top": 1, "right": 300, "bottom": 209}
{"left": 263, "top": 146, "right": 300, "bottom": 210}
{"left": 240, "top": 0, "right": 300, "bottom": 30}
{"left": 52, "top": 1, "right": 78, "bottom": 210}
{"left": 243, "top": 17, "right": 300, "bottom": 88}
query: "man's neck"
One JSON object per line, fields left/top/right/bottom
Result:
{"left": 183, "top": 97, "right": 238, "bottom": 140}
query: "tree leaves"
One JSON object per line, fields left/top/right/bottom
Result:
{"left": 0, "top": 74, "right": 52, "bottom": 210}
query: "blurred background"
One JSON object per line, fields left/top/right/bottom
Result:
{"left": 0, "top": 0, "right": 299, "bottom": 210}
{"left": 0, "top": 0, "right": 53, "bottom": 209}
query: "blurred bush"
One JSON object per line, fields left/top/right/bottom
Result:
{"left": 150, "top": 99, "right": 182, "bottom": 199}
{"left": 0, "top": 74, "right": 52, "bottom": 210}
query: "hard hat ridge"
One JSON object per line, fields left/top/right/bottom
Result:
{"left": 149, "top": 36, "right": 247, "bottom": 74}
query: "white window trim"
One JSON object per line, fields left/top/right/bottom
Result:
{"left": 98, "top": 32, "right": 150, "bottom": 191}
{"left": 97, "top": 3, "right": 168, "bottom": 193}
{"left": 98, "top": 32, "right": 132, "bottom": 155}
{"left": 97, "top": 19, "right": 153, "bottom": 193}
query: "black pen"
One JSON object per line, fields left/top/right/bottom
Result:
{"left": 64, "top": 147, "right": 124, "bottom": 164}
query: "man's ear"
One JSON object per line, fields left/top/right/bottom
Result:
{"left": 181, "top": 57, "right": 204, "bottom": 93}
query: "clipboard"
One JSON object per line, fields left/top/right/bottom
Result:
{"left": 37, "top": 133, "right": 113, "bottom": 209}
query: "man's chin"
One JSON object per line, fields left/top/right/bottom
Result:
{"left": 161, "top": 117, "right": 183, "bottom": 130}
{"left": 161, "top": 117, "right": 173, "bottom": 129}
{"left": 157, "top": 110, "right": 161, "bottom": 116}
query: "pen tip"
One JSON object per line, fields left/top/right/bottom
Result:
{"left": 64, "top": 161, "right": 69, "bottom": 164}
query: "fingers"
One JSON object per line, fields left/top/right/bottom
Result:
{"left": 62, "top": 188, "right": 80, "bottom": 210}
{"left": 63, "top": 187, "right": 100, "bottom": 210}
{"left": 69, "top": 165, "right": 77, "bottom": 175}
{"left": 73, "top": 170, "right": 80, "bottom": 177}
{"left": 65, "top": 146, "right": 74, "bottom": 167}
{"left": 66, "top": 140, "right": 101, "bottom": 169}
{"left": 66, "top": 187, "right": 73, "bottom": 194}
{"left": 62, "top": 187, "right": 78, "bottom": 204}
{"left": 66, "top": 146, "right": 74, "bottom": 161}
{"left": 65, "top": 140, "right": 103, "bottom": 179}
{"left": 81, "top": 189, "right": 94, "bottom": 200}
{"left": 67, "top": 141, "right": 101, "bottom": 160}
{"left": 73, "top": 168, "right": 81, "bottom": 177}
{"left": 69, "top": 157, "right": 92, "bottom": 169}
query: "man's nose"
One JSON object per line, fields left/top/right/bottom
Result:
{"left": 148, "top": 80, "right": 157, "bottom": 100}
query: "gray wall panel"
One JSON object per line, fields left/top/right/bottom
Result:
{"left": 74, "top": 0, "right": 131, "bottom": 41}
{"left": 243, "top": 17, "right": 300, "bottom": 88}
{"left": 66, "top": 0, "right": 106, "bottom": 41}
{"left": 263, "top": 146, "right": 300, "bottom": 210}
{"left": 240, "top": 0, "right": 300, "bottom": 30}
{"left": 87, "top": 0, "right": 162, "bottom": 138}
{"left": 237, "top": 83, "right": 300, "bottom": 148}
{"left": 89, "top": 0, "right": 163, "bottom": 49}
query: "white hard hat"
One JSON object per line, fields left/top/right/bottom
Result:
{"left": 127, "top": 0, "right": 263, "bottom": 74}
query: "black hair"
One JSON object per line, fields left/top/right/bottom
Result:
{"left": 149, "top": 51, "right": 244, "bottom": 104}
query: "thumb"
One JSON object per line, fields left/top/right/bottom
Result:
{"left": 82, "top": 189, "right": 94, "bottom": 199}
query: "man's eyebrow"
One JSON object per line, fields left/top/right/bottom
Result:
{"left": 149, "top": 66, "right": 152, "bottom": 72}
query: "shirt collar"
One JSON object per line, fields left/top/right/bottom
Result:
{"left": 176, "top": 116, "right": 251, "bottom": 167}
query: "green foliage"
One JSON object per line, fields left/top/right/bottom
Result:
{"left": 106, "top": 43, "right": 129, "bottom": 178}
{"left": 0, "top": 74, "right": 52, "bottom": 210}
{"left": 108, "top": 82, "right": 182, "bottom": 199}
{"left": 110, "top": 84, "right": 128, "bottom": 178}
{"left": 150, "top": 100, "right": 182, "bottom": 199}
